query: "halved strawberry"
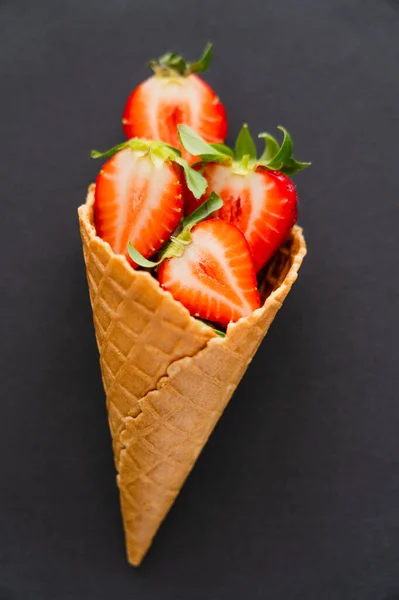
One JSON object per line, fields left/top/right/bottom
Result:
{"left": 158, "top": 219, "right": 260, "bottom": 327}
{"left": 122, "top": 44, "right": 227, "bottom": 163}
{"left": 179, "top": 124, "right": 310, "bottom": 271}
{"left": 91, "top": 138, "right": 207, "bottom": 267}
{"left": 185, "top": 163, "right": 298, "bottom": 272}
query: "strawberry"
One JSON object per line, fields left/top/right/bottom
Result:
{"left": 91, "top": 138, "right": 207, "bottom": 267}
{"left": 179, "top": 124, "right": 310, "bottom": 272}
{"left": 158, "top": 219, "right": 260, "bottom": 327}
{"left": 185, "top": 163, "right": 298, "bottom": 273}
{"left": 122, "top": 44, "right": 227, "bottom": 163}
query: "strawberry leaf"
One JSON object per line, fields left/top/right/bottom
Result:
{"left": 191, "top": 153, "right": 229, "bottom": 166}
{"left": 178, "top": 124, "right": 224, "bottom": 159}
{"left": 91, "top": 139, "right": 155, "bottom": 160}
{"left": 187, "top": 42, "right": 213, "bottom": 74}
{"left": 212, "top": 328, "right": 226, "bottom": 338}
{"left": 148, "top": 51, "right": 187, "bottom": 76}
{"left": 178, "top": 125, "right": 232, "bottom": 166}
{"left": 196, "top": 318, "right": 226, "bottom": 337}
{"left": 258, "top": 132, "right": 280, "bottom": 162}
{"left": 278, "top": 157, "right": 312, "bottom": 175}
{"left": 178, "top": 123, "right": 310, "bottom": 175}
{"left": 235, "top": 124, "right": 257, "bottom": 161}
{"left": 259, "top": 127, "right": 311, "bottom": 175}
{"left": 149, "top": 43, "right": 213, "bottom": 77}
{"left": 267, "top": 126, "right": 293, "bottom": 168}
{"left": 127, "top": 242, "right": 163, "bottom": 268}
{"left": 128, "top": 235, "right": 190, "bottom": 269}
{"left": 174, "top": 156, "right": 208, "bottom": 199}
{"left": 181, "top": 192, "right": 223, "bottom": 230}
{"left": 210, "top": 143, "right": 234, "bottom": 158}
{"left": 91, "top": 141, "right": 131, "bottom": 160}
{"left": 160, "top": 52, "right": 187, "bottom": 75}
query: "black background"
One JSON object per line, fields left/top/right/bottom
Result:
{"left": 1, "top": 1, "right": 399, "bottom": 598}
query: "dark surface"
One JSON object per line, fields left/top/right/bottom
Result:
{"left": 1, "top": 1, "right": 399, "bottom": 598}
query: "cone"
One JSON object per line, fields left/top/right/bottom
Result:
{"left": 78, "top": 184, "right": 307, "bottom": 566}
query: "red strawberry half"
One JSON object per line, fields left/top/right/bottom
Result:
{"left": 91, "top": 138, "right": 207, "bottom": 267}
{"left": 122, "top": 44, "right": 227, "bottom": 163}
{"left": 179, "top": 124, "right": 310, "bottom": 272}
{"left": 186, "top": 163, "right": 297, "bottom": 272}
{"left": 158, "top": 219, "right": 260, "bottom": 327}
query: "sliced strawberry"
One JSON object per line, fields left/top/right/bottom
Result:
{"left": 122, "top": 45, "right": 227, "bottom": 163}
{"left": 158, "top": 219, "right": 260, "bottom": 327}
{"left": 94, "top": 147, "right": 183, "bottom": 266}
{"left": 185, "top": 163, "right": 297, "bottom": 272}
{"left": 179, "top": 124, "right": 310, "bottom": 271}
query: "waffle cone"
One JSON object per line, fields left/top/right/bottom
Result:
{"left": 78, "top": 185, "right": 307, "bottom": 566}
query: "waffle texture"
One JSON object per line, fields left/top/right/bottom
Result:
{"left": 78, "top": 185, "right": 307, "bottom": 566}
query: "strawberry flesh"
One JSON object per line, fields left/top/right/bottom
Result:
{"left": 158, "top": 219, "right": 260, "bottom": 327}
{"left": 184, "top": 164, "right": 297, "bottom": 272}
{"left": 122, "top": 75, "right": 227, "bottom": 162}
{"left": 94, "top": 148, "right": 183, "bottom": 266}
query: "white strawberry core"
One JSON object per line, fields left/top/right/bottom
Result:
{"left": 145, "top": 76, "right": 201, "bottom": 138}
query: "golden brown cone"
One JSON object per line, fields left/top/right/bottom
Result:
{"left": 78, "top": 185, "right": 306, "bottom": 566}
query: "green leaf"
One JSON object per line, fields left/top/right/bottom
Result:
{"left": 161, "top": 143, "right": 182, "bottom": 156}
{"left": 234, "top": 124, "right": 257, "bottom": 161}
{"left": 148, "top": 51, "right": 187, "bottom": 76}
{"left": 196, "top": 318, "right": 226, "bottom": 337}
{"left": 258, "top": 132, "right": 280, "bottom": 162}
{"left": 258, "top": 126, "right": 311, "bottom": 175}
{"left": 149, "top": 43, "right": 213, "bottom": 77}
{"left": 191, "top": 153, "right": 229, "bottom": 165}
{"left": 162, "top": 232, "right": 193, "bottom": 259}
{"left": 210, "top": 143, "right": 234, "bottom": 158}
{"left": 91, "top": 141, "right": 130, "bottom": 160}
{"left": 178, "top": 124, "right": 224, "bottom": 159}
{"left": 213, "top": 328, "right": 226, "bottom": 338}
{"left": 91, "top": 138, "right": 151, "bottom": 160}
{"left": 160, "top": 51, "right": 187, "bottom": 75}
{"left": 267, "top": 126, "right": 293, "bottom": 168}
{"left": 181, "top": 192, "right": 223, "bottom": 230}
{"left": 280, "top": 157, "right": 312, "bottom": 175}
{"left": 188, "top": 42, "right": 213, "bottom": 74}
{"left": 127, "top": 242, "right": 163, "bottom": 268}
{"left": 174, "top": 156, "right": 208, "bottom": 199}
